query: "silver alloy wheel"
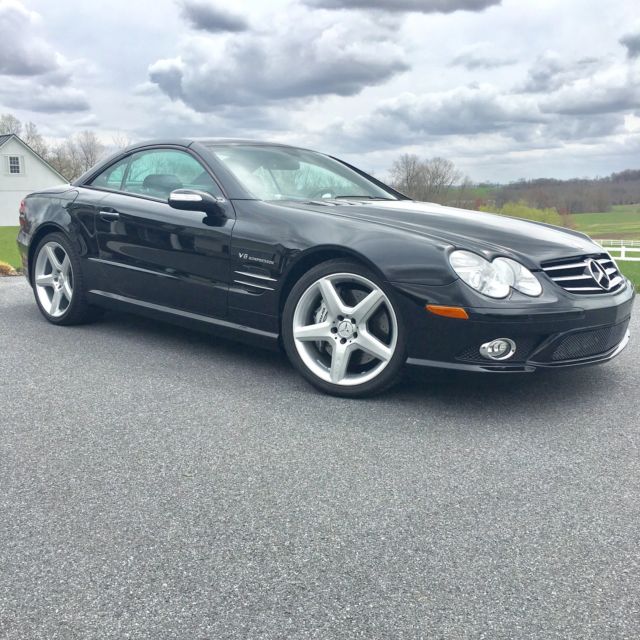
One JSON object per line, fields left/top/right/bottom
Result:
{"left": 292, "top": 273, "right": 398, "bottom": 386}
{"left": 34, "top": 241, "right": 73, "bottom": 318}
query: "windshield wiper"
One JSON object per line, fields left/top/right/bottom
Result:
{"left": 334, "top": 195, "right": 395, "bottom": 201}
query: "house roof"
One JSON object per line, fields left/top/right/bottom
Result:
{"left": 0, "top": 133, "right": 67, "bottom": 182}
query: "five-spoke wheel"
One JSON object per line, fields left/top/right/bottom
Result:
{"left": 283, "top": 260, "right": 406, "bottom": 396}
{"left": 31, "top": 232, "right": 98, "bottom": 326}
{"left": 34, "top": 241, "right": 74, "bottom": 318}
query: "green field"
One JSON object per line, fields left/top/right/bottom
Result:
{"left": 447, "top": 184, "right": 497, "bottom": 203}
{"left": 467, "top": 185, "right": 497, "bottom": 200}
{"left": 0, "top": 226, "right": 20, "bottom": 269}
{"left": 617, "top": 261, "right": 640, "bottom": 290}
{"left": 571, "top": 204, "right": 640, "bottom": 240}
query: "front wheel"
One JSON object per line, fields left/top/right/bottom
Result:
{"left": 282, "top": 260, "right": 407, "bottom": 397}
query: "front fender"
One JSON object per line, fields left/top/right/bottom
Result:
{"left": 345, "top": 229, "right": 456, "bottom": 286}
{"left": 269, "top": 204, "right": 457, "bottom": 287}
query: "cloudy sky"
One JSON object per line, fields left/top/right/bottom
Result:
{"left": 1, "top": 0, "right": 639, "bottom": 182}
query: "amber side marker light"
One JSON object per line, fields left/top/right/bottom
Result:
{"left": 426, "top": 305, "right": 469, "bottom": 320}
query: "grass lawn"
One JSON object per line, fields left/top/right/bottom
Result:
{"left": 571, "top": 204, "right": 640, "bottom": 240}
{"left": 0, "top": 226, "right": 21, "bottom": 270}
{"left": 617, "top": 261, "right": 640, "bottom": 291}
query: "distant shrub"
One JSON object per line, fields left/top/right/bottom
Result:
{"left": 480, "top": 200, "right": 563, "bottom": 226}
{"left": 0, "top": 261, "right": 17, "bottom": 276}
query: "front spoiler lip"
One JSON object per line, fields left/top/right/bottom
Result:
{"left": 406, "top": 330, "right": 631, "bottom": 374}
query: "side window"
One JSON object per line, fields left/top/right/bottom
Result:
{"left": 89, "top": 157, "right": 129, "bottom": 190}
{"left": 122, "top": 149, "right": 222, "bottom": 200}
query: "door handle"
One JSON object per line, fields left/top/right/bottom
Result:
{"left": 99, "top": 210, "right": 120, "bottom": 221}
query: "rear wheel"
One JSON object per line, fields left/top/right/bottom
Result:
{"left": 282, "top": 260, "right": 407, "bottom": 397}
{"left": 32, "top": 232, "right": 100, "bottom": 325}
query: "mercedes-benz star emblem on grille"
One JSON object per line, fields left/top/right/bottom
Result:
{"left": 587, "top": 258, "right": 612, "bottom": 290}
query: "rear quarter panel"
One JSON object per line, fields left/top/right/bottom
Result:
{"left": 18, "top": 187, "right": 104, "bottom": 281}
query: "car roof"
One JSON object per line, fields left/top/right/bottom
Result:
{"left": 73, "top": 137, "right": 324, "bottom": 197}
{"left": 121, "top": 138, "right": 313, "bottom": 154}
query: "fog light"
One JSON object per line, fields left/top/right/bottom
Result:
{"left": 479, "top": 338, "right": 516, "bottom": 361}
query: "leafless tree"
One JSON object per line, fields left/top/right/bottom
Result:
{"left": 48, "top": 131, "right": 108, "bottom": 180}
{"left": 23, "top": 122, "right": 49, "bottom": 158}
{"left": 111, "top": 132, "right": 132, "bottom": 150}
{"left": 0, "top": 114, "right": 47, "bottom": 157}
{"left": 450, "top": 175, "right": 474, "bottom": 208}
{"left": 76, "top": 131, "right": 104, "bottom": 172}
{"left": 390, "top": 154, "right": 463, "bottom": 203}
{"left": 390, "top": 154, "right": 424, "bottom": 198}
{"left": 0, "top": 113, "right": 22, "bottom": 135}
{"left": 48, "top": 141, "right": 82, "bottom": 181}
{"left": 422, "top": 157, "right": 463, "bottom": 202}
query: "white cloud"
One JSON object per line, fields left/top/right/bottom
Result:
{"left": 539, "top": 60, "right": 640, "bottom": 115}
{"left": 620, "top": 29, "right": 640, "bottom": 58}
{"left": 451, "top": 43, "right": 516, "bottom": 70}
{"left": 178, "top": 0, "right": 249, "bottom": 32}
{"left": 0, "top": 0, "right": 59, "bottom": 75}
{"left": 303, "top": 0, "right": 501, "bottom": 14}
{"left": 322, "top": 85, "right": 544, "bottom": 152}
{"left": 520, "top": 53, "right": 604, "bottom": 93}
{"left": 0, "top": 0, "right": 90, "bottom": 113}
{"left": 148, "top": 5, "right": 409, "bottom": 110}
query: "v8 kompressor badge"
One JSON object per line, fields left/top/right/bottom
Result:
{"left": 237, "top": 250, "right": 276, "bottom": 266}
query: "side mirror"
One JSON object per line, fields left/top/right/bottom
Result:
{"left": 168, "top": 189, "right": 226, "bottom": 218}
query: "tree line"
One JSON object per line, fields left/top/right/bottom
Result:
{"left": 493, "top": 172, "right": 640, "bottom": 214}
{"left": 0, "top": 113, "right": 128, "bottom": 182}
{"left": 389, "top": 152, "right": 639, "bottom": 214}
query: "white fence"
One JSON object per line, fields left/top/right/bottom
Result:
{"left": 595, "top": 239, "right": 640, "bottom": 262}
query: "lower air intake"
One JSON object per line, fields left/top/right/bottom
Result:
{"left": 550, "top": 321, "right": 629, "bottom": 361}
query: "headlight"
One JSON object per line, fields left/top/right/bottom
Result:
{"left": 449, "top": 250, "right": 510, "bottom": 298}
{"left": 449, "top": 250, "right": 542, "bottom": 299}
{"left": 493, "top": 257, "right": 542, "bottom": 297}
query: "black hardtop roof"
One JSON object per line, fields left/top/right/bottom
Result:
{"left": 121, "top": 138, "right": 313, "bottom": 154}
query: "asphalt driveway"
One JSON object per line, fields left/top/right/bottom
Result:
{"left": 1, "top": 277, "right": 638, "bottom": 639}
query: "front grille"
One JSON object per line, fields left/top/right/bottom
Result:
{"left": 542, "top": 253, "right": 624, "bottom": 295}
{"left": 550, "top": 321, "right": 629, "bottom": 361}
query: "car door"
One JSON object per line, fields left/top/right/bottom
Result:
{"left": 90, "top": 147, "right": 234, "bottom": 318}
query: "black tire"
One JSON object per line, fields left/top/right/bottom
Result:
{"left": 31, "top": 232, "right": 101, "bottom": 326}
{"left": 282, "top": 259, "right": 407, "bottom": 398}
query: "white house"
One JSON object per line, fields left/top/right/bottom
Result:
{"left": 0, "top": 134, "right": 67, "bottom": 226}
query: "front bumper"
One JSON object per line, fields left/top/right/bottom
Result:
{"left": 406, "top": 329, "right": 630, "bottom": 373}
{"left": 395, "top": 277, "right": 636, "bottom": 373}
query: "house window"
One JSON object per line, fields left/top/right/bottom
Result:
{"left": 8, "top": 156, "right": 22, "bottom": 174}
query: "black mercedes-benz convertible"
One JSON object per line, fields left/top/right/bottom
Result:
{"left": 16, "top": 139, "right": 635, "bottom": 396}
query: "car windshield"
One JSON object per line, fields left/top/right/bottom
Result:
{"left": 206, "top": 144, "right": 398, "bottom": 202}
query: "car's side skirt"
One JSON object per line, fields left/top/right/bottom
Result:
{"left": 87, "top": 289, "right": 280, "bottom": 349}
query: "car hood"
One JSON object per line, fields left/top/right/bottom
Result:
{"left": 280, "top": 199, "right": 601, "bottom": 268}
